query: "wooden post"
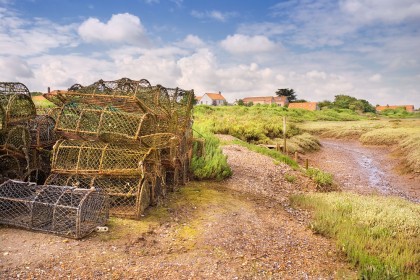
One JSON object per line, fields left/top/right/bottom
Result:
{"left": 305, "top": 159, "right": 309, "bottom": 169}
{"left": 294, "top": 151, "right": 298, "bottom": 162}
{"left": 283, "top": 116, "right": 287, "bottom": 153}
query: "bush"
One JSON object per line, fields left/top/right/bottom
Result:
{"left": 191, "top": 127, "right": 232, "bottom": 181}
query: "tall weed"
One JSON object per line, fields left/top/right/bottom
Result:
{"left": 291, "top": 192, "right": 420, "bottom": 279}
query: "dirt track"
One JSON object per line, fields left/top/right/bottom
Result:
{"left": 0, "top": 141, "right": 356, "bottom": 279}
{"left": 305, "top": 139, "right": 420, "bottom": 202}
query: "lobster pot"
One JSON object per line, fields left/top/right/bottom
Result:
{"left": 0, "top": 82, "right": 31, "bottom": 97}
{"left": 0, "top": 180, "right": 108, "bottom": 239}
{"left": 55, "top": 103, "right": 156, "bottom": 140}
{"left": 29, "top": 115, "right": 57, "bottom": 148}
{"left": 46, "top": 78, "right": 152, "bottom": 112}
{"left": 140, "top": 133, "right": 179, "bottom": 149}
{"left": 0, "top": 125, "right": 30, "bottom": 157}
{"left": 0, "top": 94, "right": 36, "bottom": 126}
{"left": 45, "top": 173, "right": 152, "bottom": 219}
{"left": 135, "top": 86, "right": 171, "bottom": 117}
{"left": 51, "top": 140, "right": 155, "bottom": 175}
{"left": 0, "top": 106, "right": 4, "bottom": 131}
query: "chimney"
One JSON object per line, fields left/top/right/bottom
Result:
{"left": 218, "top": 91, "right": 221, "bottom": 95}
{"left": 47, "top": 87, "right": 50, "bottom": 93}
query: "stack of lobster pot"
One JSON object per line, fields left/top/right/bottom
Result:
{"left": 0, "top": 82, "right": 57, "bottom": 184}
{"left": 43, "top": 78, "right": 194, "bottom": 219}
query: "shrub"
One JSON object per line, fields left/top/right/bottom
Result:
{"left": 191, "top": 127, "right": 232, "bottom": 181}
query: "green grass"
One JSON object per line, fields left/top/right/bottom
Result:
{"left": 291, "top": 192, "right": 420, "bottom": 279}
{"left": 305, "top": 167, "right": 336, "bottom": 191}
{"left": 32, "top": 96, "right": 55, "bottom": 108}
{"left": 231, "top": 139, "right": 299, "bottom": 169}
{"left": 193, "top": 105, "right": 363, "bottom": 150}
{"left": 191, "top": 126, "right": 232, "bottom": 181}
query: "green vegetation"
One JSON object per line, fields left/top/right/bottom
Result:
{"left": 291, "top": 193, "right": 420, "bottom": 279}
{"left": 191, "top": 127, "right": 232, "bottom": 181}
{"left": 318, "top": 94, "right": 375, "bottom": 113}
{"left": 232, "top": 139, "right": 299, "bottom": 169}
{"left": 305, "top": 167, "right": 335, "bottom": 191}
{"left": 193, "top": 105, "right": 362, "bottom": 151}
{"left": 379, "top": 108, "right": 420, "bottom": 119}
{"left": 31, "top": 96, "right": 55, "bottom": 108}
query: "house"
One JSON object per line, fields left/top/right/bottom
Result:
{"left": 376, "top": 105, "right": 415, "bottom": 113}
{"left": 288, "top": 102, "right": 320, "bottom": 111}
{"left": 196, "top": 92, "right": 226, "bottom": 106}
{"left": 242, "top": 96, "right": 289, "bottom": 106}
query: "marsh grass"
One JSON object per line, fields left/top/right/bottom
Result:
{"left": 191, "top": 127, "right": 232, "bottom": 180}
{"left": 232, "top": 139, "right": 299, "bottom": 169}
{"left": 291, "top": 192, "right": 420, "bottom": 279}
{"left": 305, "top": 167, "right": 336, "bottom": 191}
{"left": 193, "top": 105, "right": 362, "bottom": 151}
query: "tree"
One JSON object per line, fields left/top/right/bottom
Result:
{"left": 237, "top": 99, "right": 244, "bottom": 106}
{"left": 276, "top": 88, "right": 297, "bottom": 102}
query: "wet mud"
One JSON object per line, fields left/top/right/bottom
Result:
{"left": 305, "top": 139, "right": 420, "bottom": 203}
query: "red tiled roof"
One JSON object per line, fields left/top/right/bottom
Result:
{"left": 288, "top": 102, "right": 319, "bottom": 111}
{"left": 195, "top": 96, "right": 202, "bottom": 101}
{"left": 205, "top": 93, "right": 226, "bottom": 100}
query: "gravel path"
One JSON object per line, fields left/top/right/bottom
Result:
{"left": 0, "top": 138, "right": 356, "bottom": 279}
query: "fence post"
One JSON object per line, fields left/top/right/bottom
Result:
{"left": 305, "top": 159, "right": 309, "bottom": 169}
{"left": 294, "top": 151, "right": 298, "bottom": 162}
{"left": 283, "top": 116, "right": 287, "bottom": 153}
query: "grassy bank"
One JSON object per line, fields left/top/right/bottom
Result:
{"left": 291, "top": 192, "right": 420, "bottom": 279}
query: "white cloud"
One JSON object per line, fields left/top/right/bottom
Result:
{"left": 78, "top": 13, "right": 149, "bottom": 45}
{"left": 340, "top": 0, "right": 420, "bottom": 24}
{"left": 191, "top": 10, "right": 236, "bottom": 22}
{"left": 177, "top": 34, "right": 205, "bottom": 48}
{"left": 220, "top": 34, "right": 279, "bottom": 54}
{"left": 0, "top": 9, "right": 77, "bottom": 56}
{"left": 369, "top": 74, "right": 382, "bottom": 82}
{"left": 306, "top": 70, "right": 327, "bottom": 80}
{"left": 0, "top": 56, "right": 34, "bottom": 80}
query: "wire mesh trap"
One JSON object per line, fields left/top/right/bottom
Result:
{"left": 54, "top": 103, "right": 156, "bottom": 141}
{"left": 51, "top": 139, "right": 157, "bottom": 176}
{"left": 45, "top": 173, "right": 152, "bottom": 219}
{"left": 0, "top": 180, "right": 108, "bottom": 239}
{"left": 29, "top": 115, "right": 57, "bottom": 148}
{"left": 0, "top": 94, "right": 36, "bottom": 127}
{"left": 0, "top": 82, "right": 31, "bottom": 97}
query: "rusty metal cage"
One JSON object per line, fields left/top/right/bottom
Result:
{"left": 0, "top": 94, "right": 36, "bottom": 126}
{"left": 0, "top": 180, "right": 108, "bottom": 239}
{"left": 51, "top": 140, "right": 157, "bottom": 176}
{"left": 0, "top": 82, "right": 31, "bottom": 97}
{"left": 45, "top": 173, "right": 153, "bottom": 219}
{"left": 54, "top": 103, "right": 156, "bottom": 141}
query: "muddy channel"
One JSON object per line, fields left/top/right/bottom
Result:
{"left": 305, "top": 139, "right": 420, "bottom": 203}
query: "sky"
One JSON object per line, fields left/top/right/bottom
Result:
{"left": 0, "top": 0, "right": 419, "bottom": 107}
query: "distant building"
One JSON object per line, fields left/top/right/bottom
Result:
{"left": 196, "top": 92, "right": 226, "bottom": 106}
{"left": 242, "top": 96, "right": 289, "bottom": 106}
{"left": 288, "top": 102, "right": 320, "bottom": 111}
{"left": 376, "top": 105, "right": 415, "bottom": 113}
